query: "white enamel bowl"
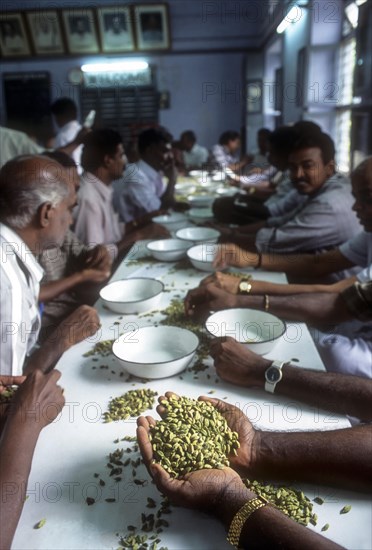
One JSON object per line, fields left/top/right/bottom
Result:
{"left": 152, "top": 212, "right": 188, "bottom": 231}
{"left": 99, "top": 278, "right": 163, "bottom": 314}
{"left": 112, "top": 326, "right": 199, "bottom": 379}
{"left": 175, "top": 226, "right": 220, "bottom": 244}
{"left": 146, "top": 239, "right": 193, "bottom": 261}
{"left": 187, "top": 194, "right": 215, "bottom": 208}
{"left": 188, "top": 207, "right": 214, "bottom": 224}
{"left": 187, "top": 243, "right": 218, "bottom": 272}
{"left": 205, "top": 308, "right": 286, "bottom": 355}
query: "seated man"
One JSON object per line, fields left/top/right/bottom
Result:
{"left": 74, "top": 129, "right": 168, "bottom": 260}
{"left": 38, "top": 151, "right": 112, "bottom": 339}
{"left": 112, "top": 127, "right": 178, "bottom": 223}
{"left": 215, "top": 132, "right": 361, "bottom": 278}
{"left": 0, "top": 155, "right": 100, "bottom": 376}
{"left": 213, "top": 125, "right": 305, "bottom": 225}
{"left": 174, "top": 130, "right": 209, "bottom": 172}
{"left": 209, "top": 157, "right": 372, "bottom": 374}
{"left": 211, "top": 130, "right": 251, "bottom": 174}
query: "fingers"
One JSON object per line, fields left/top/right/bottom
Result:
{"left": 137, "top": 424, "right": 154, "bottom": 471}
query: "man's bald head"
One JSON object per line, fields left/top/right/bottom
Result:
{"left": 0, "top": 155, "right": 70, "bottom": 229}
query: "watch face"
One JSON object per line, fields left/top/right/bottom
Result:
{"left": 240, "top": 281, "right": 249, "bottom": 291}
{"left": 266, "top": 366, "right": 281, "bottom": 383}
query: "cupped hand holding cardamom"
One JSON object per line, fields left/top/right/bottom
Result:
{"left": 136, "top": 414, "right": 249, "bottom": 514}
{"left": 198, "top": 394, "right": 259, "bottom": 478}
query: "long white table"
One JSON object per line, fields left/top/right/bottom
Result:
{"left": 12, "top": 241, "right": 372, "bottom": 550}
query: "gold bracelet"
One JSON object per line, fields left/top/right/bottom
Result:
{"left": 227, "top": 496, "right": 268, "bottom": 548}
{"left": 264, "top": 294, "right": 270, "bottom": 311}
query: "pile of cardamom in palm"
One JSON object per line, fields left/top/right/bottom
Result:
{"left": 149, "top": 395, "right": 239, "bottom": 478}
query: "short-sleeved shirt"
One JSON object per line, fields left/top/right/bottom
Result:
{"left": 112, "top": 159, "right": 165, "bottom": 223}
{"left": 339, "top": 231, "right": 372, "bottom": 282}
{"left": 38, "top": 230, "right": 89, "bottom": 327}
{"left": 74, "top": 172, "right": 122, "bottom": 258}
{"left": 256, "top": 174, "right": 361, "bottom": 254}
{"left": 211, "top": 144, "right": 239, "bottom": 169}
{"left": 183, "top": 144, "right": 209, "bottom": 169}
{"left": 0, "top": 224, "right": 43, "bottom": 375}
{"left": 54, "top": 120, "right": 82, "bottom": 172}
{"left": 0, "top": 126, "right": 42, "bottom": 168}
{"left": 342, "top": 281, "right": 372, "bottom": 322}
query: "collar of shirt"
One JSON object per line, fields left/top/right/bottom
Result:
{"left": 82, "top": 172, "right": 114, "bottom": 202}
{"left": 0, "top": 223, "right": 44, "bottom": 285}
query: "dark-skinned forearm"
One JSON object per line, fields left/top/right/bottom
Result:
{"left": 236, "top": 293, "right": 352, "bottom": 324}
{"left": 39, "top": 272, "right": 85, "bottom": 302}
{"left": 0, "top": 415, "right": 41, "bottom": 549}
{"left": 216, "top": 486, "right": 344, "bottom": 549}
{"left": 250, "top": 425, "right": 372, "bottom": 493}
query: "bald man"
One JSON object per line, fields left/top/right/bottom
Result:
{"left": 0, "top": 155, "right": 100, "bottom": 376}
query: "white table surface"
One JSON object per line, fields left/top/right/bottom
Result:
{"left": 12, "top": 241, "right": 372, "bottom": 550}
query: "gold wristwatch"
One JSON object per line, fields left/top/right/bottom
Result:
{"left": 238, "top": 278, "right": 252, "bottom": 294}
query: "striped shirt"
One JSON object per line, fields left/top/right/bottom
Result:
{"left": 0, "top": 224, "right": 43, "bottom": 375}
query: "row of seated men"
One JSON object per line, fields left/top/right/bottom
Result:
{"left": 0, "top": 117, "right": 372, "bottom": 549}
{"left": 0, "top": 119, "right": 371, "bottom": 380}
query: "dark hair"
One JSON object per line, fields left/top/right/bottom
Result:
{"left": 181, "top": 130, "right": 196, "bottom": 142}
{"left": 268, "top": 126, "right": 298, "bottom": 158}
{"left": 42, "top": 150, "right": 77, "bottom": 168}
{"left": 291, "top": 132, "right": 335, "bottom": 165}
{"left": 219, "top": 130, "right": 240, "bottom": 145}
{"left": 81, "top": 128, "right": 123, "bottom": 172}
{"left": 292, "top": 120, "right": 322, "bottom": 137}
{"left": 50, "top": 97, "right": 77, "bottom": 118}
{"left": 257, "top": 128, "right": 272, "bottom": 137}
{"left": 137, "top": 127, "right": 171, "bottom": 155}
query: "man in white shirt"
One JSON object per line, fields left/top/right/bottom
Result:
{"left": 51, "top": 97, "right": 82, "bottom": 172}
{"left": 113, "top": 127, "right": 178, "bottom": 223}
{"left": 178, "top": 130, "right": 209, "bottom": 171}
{"left": 75, "top": 129, "right": 168, "bottom": 259}
{"left": 0, "top": 155, "right": 100, "bottom": 376}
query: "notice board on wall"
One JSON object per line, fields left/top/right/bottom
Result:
{"left": 3, "top": 71, "right": 53, "bottom": 143}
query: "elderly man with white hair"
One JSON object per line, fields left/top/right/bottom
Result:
{"left": 0, "top": 154, "right": 100, "bottom": 376}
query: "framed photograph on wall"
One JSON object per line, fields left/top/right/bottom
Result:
{"left": 62, "top": 9, "right": 99, "bottom": 54}
{"left": 134, "top": 4, "right": 170, "bottom": 51}
{"left": 0, "top": 13, "right": 31, "bottom": 57}
{"left": 246, "top": 80, "right": 263, "bottom": 114}
{"left": 26, "top": 10, "right": 65, "bottom": 55}
{"left": 97, "top": 6, "right": 135, "bottom": 53}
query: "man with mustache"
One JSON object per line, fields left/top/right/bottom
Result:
{"left": 215, "top": 131, "right": 361, "bottom": 283}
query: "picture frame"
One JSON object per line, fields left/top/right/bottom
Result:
{"left": 97, "top": 6, "right": 135, "bottom": 53}
{"left": 0, "top": 13, "right": 31, "bottom": 57}
{"left": 246, "top": 80, "right": 263, "bottom": 114}
{"left": 61, "top": 8, "right": 99, "bottom": 54}
{"left": 134, "top": 4, "right": 170, "bottom": 51}
{"left": 26, "top": 10, "right": 65, "bottom": 55}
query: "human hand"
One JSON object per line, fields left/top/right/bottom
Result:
{"left": 184, "top": 284, "right": 237, "bottom": 321}
{"left": 84, "top": 245, "right": 112, "bottom": 274}
{"left": 137, "top": 414, "right": 246, "bottom": 513}
{"left": 155, "top": 391, "right": 258, "bottom": 478}
{"left": 56, "top": 305, "right": 100, "bottom": 349}
{"left": 7, "top": 369, "right": 65, "bottom": 431}
{"left": 210, "top": 337, "right": 271, "bottom": 389}
{"left": 136, "top": 222, "right": 170, "bottom": 240}
{"left": 213, "top": 243, "right": 255, "bottom": 269}
{"left": 0, "top": 375, "right": 26, "bottom": 393}
{"left": 199, "top": 272, "right": 244, "bottom": 294}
